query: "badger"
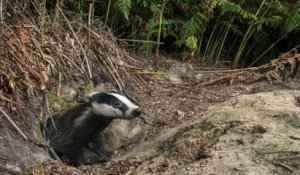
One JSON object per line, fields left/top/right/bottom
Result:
{"left": 44, "top": 91, "right": 142, "bottom": 166}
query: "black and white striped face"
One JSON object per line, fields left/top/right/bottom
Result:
{"left": 89, "top": 92, "right": 141, "bottom": 118}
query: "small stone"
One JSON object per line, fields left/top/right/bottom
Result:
{"left": 175, "top": 110, "right": 185, "bottom": 121}
{"left": 167, "top": 74, "right": 182, "bottom": 84}
{"left": 195, "top": 73, "right": 204, "bottom": 80}
{"left": 60, "top": 85, "right": 77, "bottom": 100}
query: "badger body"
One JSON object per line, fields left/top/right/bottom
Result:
{"left": 45, "top": 91, "right": 141, "bottom": 166}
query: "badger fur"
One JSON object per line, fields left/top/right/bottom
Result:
{"left": 45, "top": 91, "right": 142, "bottom": 166}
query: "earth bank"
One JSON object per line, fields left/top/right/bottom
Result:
{"left": 21, "top": 90, "right": 300, "bottom": 175}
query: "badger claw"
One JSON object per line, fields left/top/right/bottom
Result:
{"left": 66, "top": 149, "right": 85, "bottom": 167}
{"left": 96, "top": 146, "right": 111, "bottom": 160}
{"left": 99, "top": 153, "right": 111, "bottom": 162}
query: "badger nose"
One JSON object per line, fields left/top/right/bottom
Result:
{"left": 132, "top": 108, "right": 142, "bottom": 117}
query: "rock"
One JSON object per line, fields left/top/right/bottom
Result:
{"left": 195, "top": 73, "right": 204, "bottom": 80}
{"left": 101, "top": 119, "right": 144, "bottom": 151}
{"left": 0, "top": 138, "right": 50, "bottom": 175}
{"left": 60, "top": 85, "right": 77, "bottom": 100}
{"left": 174, "top": 110, "right": 185, "bottom": 121}
{"left": 169, "top": 63, "right": 194, "bottom": 74}
{"left": 167, "top": 74, "right": 182, "bottom": 84}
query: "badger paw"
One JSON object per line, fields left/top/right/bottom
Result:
{"left": 88, "top": 138, "right": 111, "bottom": 162}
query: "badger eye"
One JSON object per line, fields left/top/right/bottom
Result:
{"left": 113, "top": 100, "right": 122, "bottom": 108}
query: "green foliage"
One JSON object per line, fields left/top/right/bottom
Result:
{"left": 185, "top": 36, "right": 198, "bottom": 51}
{"left": 283, "top": 0, "right": 300, "bottom": 32}
{"left": 42, "top": 0, "right": 300, "bottom": 67}
{"left": 220, "top": 0, "right": 255, "bottom": 19}
{"left": 251, "top": 30, "right": 273, "bottom": 65}
{"left": 175, "top": 12, "right": 207, "bottom": 47}
{"left": 220, "top": 21, "right": 243, "bottom": 36}
{"left": 149, "top": 2, "right": 160, "bottom": 13}
{"left": 116, "top": 0, "right": 131, "bottom": 20}
{"left": 272, "top": 0, "right": 289, "bottom": 15}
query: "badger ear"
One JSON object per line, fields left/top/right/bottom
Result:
{"left": 88, "top": 92, "right": 100, "bottom": 101}
{"left": 108, "top": 89, "right": 118, "bottom": 93}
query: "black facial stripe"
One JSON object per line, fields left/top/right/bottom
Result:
{"left": 91, "top": 92, "right": 129, "bottom": 114}
{"left": 119, "top": 103, "right": 128, "bottom": 114}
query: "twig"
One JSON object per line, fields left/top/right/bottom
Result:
{"left": 289, "top": 135, "right": 300, "bottom": 140}
{"left": 33, "top": 140, "right": 61, "bottom": 161}
{"left": 57, "top": 5, "right": 93, "bottom": 79}
{"left": 117, "top": 162, "right": 121, "bottom": 174}
{"left": 42, "top": 90, "right": 57, "bottom": 130}
{"left": 39, "top": 90, "right": 60, "bottom": 161}
{"left": 57, "top": 72, "right": 62, "bottom": 97}
{"left": 125, "top": 168, "right": 134, "bottom": 175}
{"left": 0, "top": 93, "right": 20, "bottom": 105}
{"left": 275, "top": 154, "right": 300, "bottom": 161}
{"left": 133, "top": 70, "right": 169, "bottom": 75}
{"left": 29, "top": 31, "right": 47, "bottom": 62}
{"left": 97, "top": 52, "right": 124, "bottom": 90}
{"left": 257, "top": 150, "right": 299, "bottom": 154}
{"left": 104, "top": 53, "right": 125, "bottom": 88}
{"left": 78, "top": 21, "right": 126, "bottom": 44}
{"left": 0, "top": 0, "right": 3, "bottom": 23}
{"left": 48, "top": 145, "right": 61, "bottom": 161}
{"left": 88, "top": 2, "right": 93, "bottom": 47}
{"left": 272, "top": 161, "right": 294, "bottom": 172}
{"left": 169, "top": 70, "right": 247, "bottom": 102}
{"left": 0, "top": 107, "right": 28, "bottom": 141}
{"left": 119, "top": 39, "right": 164, "bottom": 45}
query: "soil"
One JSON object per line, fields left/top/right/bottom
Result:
{"left": 1, "top": 57, "right": 299, "bottom": 175}
{"left": 1, "top": 2, "right": 300, "bottom": 174}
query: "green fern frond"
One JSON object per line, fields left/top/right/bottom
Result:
{"left": 116, "top": 0, "right": 131, "bottom": 20}
{"left": 175, "top": 12, "right": 206, "bottom": 47}
{"left": 150, "top": 2, "right": 160, "bottom": 13}
{"left": 256, "top": 16, "right": 282, "bottom": 28}
{"left": 220, "top": 0, "right": 255, "bottom": 19}
{"left": 145, "top": 18, "right": 178, "bottom": 41}
{"left": 220, "top": 0, "right": 240, "bottom": 14}
{"left": 283, "top": 0, "right": 300, "bottom": 32}
{"left": 185, "top": 36, "right": 198, "bottom": 51}
{"left": 272, "top": 0, "right": 289, "bottom": 15}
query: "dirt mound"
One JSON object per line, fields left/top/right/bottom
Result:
{"left": 113, "top": 90, "right": 300, "bottom": 175}
{"left": 21, "top": 90, "right": 300, "bottom": 175}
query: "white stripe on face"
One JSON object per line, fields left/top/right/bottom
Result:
{"left": 108, "top": 93, "right": 139, "bottom": 109}
{"left": 91, "top": 102, "right": 123, "bottom": 117}
{"left": 108, "top": 93, "right": 140, "bottom": 117}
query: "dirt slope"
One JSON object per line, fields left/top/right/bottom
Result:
{"left": 113, "top": 90, "right": 300, "bottom": 175}
{"left": 20, "top": 90, "right": 300, "bottom": 175}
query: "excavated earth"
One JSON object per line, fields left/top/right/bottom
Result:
{"left": 1, "top": 3, "right": 300, "bottom": 174}
{"left": 115, "top": 90, "right": 300, "bottom": 175}
{"left": 16, "top": 63, "right": 300, "bottom": 175}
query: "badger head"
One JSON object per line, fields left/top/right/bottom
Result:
{"left": 88, "top": 91, "right": 142, "bottom": 118}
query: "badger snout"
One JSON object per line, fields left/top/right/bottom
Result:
{"left": 131, "top": 108, "right": 142, "bottom": 117}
